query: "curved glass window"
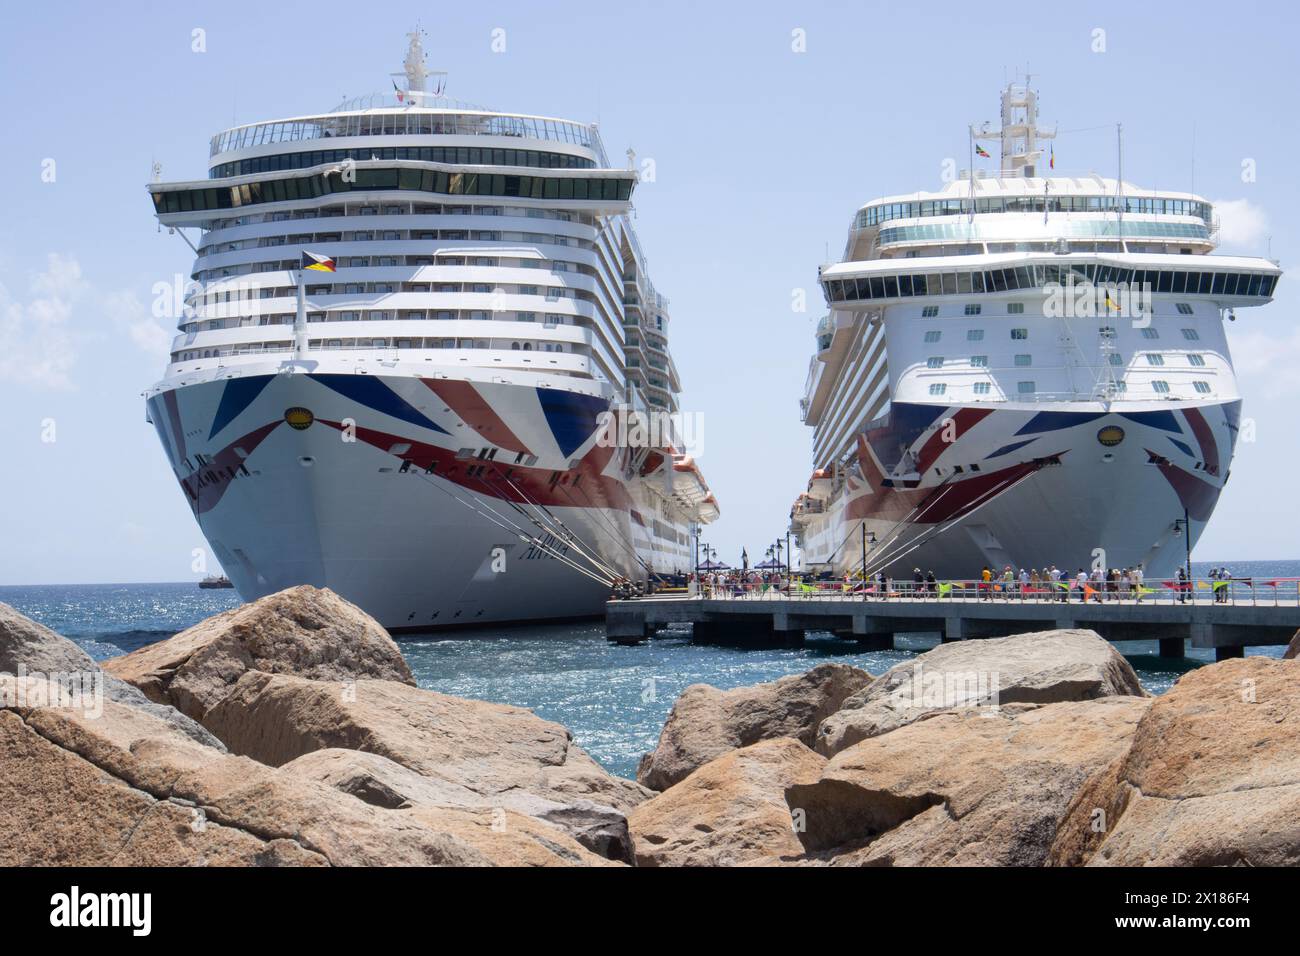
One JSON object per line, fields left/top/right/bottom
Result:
{"left": 821, "top": 266, "right": 1277, "bottom": 306}
{"left": 153, "top": 166, "right": 634, "bottom": 214}
{"left": 212, "top": 112, "right": 598, "bottom": 157}
{"left": 210, "top": 145, "right": 595, "bottom": 178}
{"left": 877, "top": 219, "right": 1209, "bottom": 246}
{"left": 860, "top": 196, "right": 1213, "bottom": 228}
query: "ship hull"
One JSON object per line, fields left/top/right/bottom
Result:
{"left": 146, "top": 369, "right": 691, "bottom": 629}
{"left": 795, "top": 400, "right": 1239, "bottom": 580}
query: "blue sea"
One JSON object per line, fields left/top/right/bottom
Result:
{"left": 2, "top": 557, "right": 1294, "bottom": 780}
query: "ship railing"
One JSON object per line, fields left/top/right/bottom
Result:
{"left": 681, "top": 577, "right": 1300, "bottom": 607}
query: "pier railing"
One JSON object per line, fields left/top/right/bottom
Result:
{"left": 670, "top": 577, "right": 1300, "bottom": 608}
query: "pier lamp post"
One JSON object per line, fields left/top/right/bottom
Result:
{"left": 860, "top": 526, "right": 877, "bottom": 589}
{"left": 1172, "top": 508, "right": 1193, "bottom": 599}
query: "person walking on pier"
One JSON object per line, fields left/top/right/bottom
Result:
{"left": 926, "top": 569, "right": 937, "bottom": 595}
{"left": 980, "top": 566, "right": 992, "bottom": 600}
{"left": 1177, "top": 566, "right": 1189, "bottom": 603}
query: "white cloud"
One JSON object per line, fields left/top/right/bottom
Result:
{"left": 1213, "top": 198, "right": 1269, "bottom": 248}
{"left": 104, "top": 289, "right": 172, "bottom": 359}
{"left": 0, "top": 253, "right": 86, "bottom": 389}
{"left": 1229, "top": 325, "right": 1300, "bottom": 399}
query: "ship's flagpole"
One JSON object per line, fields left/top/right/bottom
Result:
{"left": 967, "top": 125, "right": 975, "bottom": 222}
{"left": 294, "top": 267, "right": 308, "bottom": 359}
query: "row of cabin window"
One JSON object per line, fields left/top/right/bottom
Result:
{"left": 920, "top": 302, "right": 1197, "bottom": 318}
{"left": 926, "top": 380, "right": 1213, "bottom": 396}
{"left": 928, "top": 353, "right": 1208, "bottom": 368}
{"left": 921, "top": 327, "right": 1201, "bottom": 343}
{"left": 175, "top": 340, "right": 571, "bottom": 359}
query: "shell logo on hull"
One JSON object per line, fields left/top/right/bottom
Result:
{"left": 284, "top": 407, "right": 315, "bottom": 430}
{"left": 1097, "top": 425, "right": 1125, "bottom": 447}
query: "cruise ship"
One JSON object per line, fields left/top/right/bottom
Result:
{"left": 791, "top": 81, "right": 1280, "bottom": 581}
{"left": 143, "top": 33, "right": 717, "bottom": 629}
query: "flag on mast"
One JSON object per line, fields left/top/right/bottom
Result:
{"left": 1049, "top": 144, "right": 1055, "bottom": 170}
{"left": 301, "top": 251, "right": 336, "bottom": 273}
{"left": 975, "top": 144, "right": 991, "bottom": 159}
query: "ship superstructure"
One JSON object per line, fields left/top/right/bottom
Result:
{"left": 144, "top": 32, "right": 717, "bottom": 628}
{"left": 792, "top": 81, "right": 1279, "bottom": 580}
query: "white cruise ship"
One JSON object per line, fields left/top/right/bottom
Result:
{"left": 791, "top": 81, "right": 1280, "bottom": 581}
{"left": 144, "top": 33, "right": 717, "bottom": 629}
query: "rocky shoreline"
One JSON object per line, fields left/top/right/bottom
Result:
{"left": 2, "top": 586, "right": 1298, "bottom": 866}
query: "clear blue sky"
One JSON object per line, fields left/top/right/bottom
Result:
{"left": 0, "top": 0, "right": 1294, "bottom": 584}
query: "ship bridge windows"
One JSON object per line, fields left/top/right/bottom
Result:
{"left": 970, "top": 355, "right": 988, "bottom": 367}
{"left": 921, "top": 305, "right": 939, "bottom": 317}
{"left": 1010, "top": 328, "right": 1028, "bottom": 340}
{"left": 967, "top": 329, "right": 984, "bottom": 341}
{"left": 1188, "top": 354, "right": 1206, "bottom": 366}
{"left": 1153, "top": 381, "right": 1171, "bottom": 394}
{"left": 155, "top": 166, "right": 634, "bottom": 215}
{"left": 926, "top": 356, "right": 944, "bottom": 368}
{"left": 1007, "top": 302, "right": 1025, "bottom": 314}
{"left": 1181, "top": 328, "right": 1200, "bottom": 341}
{"left": 1017, "top": 381, "right": 1036, "bottom": 394}
{"left": 1141, "top": 328, "right": 1160, "bottom": 340}
{"left": 928, "top": 383, "right": 947, "bottom": 396}
{"left": 210, "top": 147, "right": 597, "bottom": 180}
{"left": 1014, "top": 354, "right": 1032, "bottom": 367}
{"left": 821, "top": 266, "right": 1276, "bottom": 307}
{"left": 964, "top": 304, "right": 982, "bottom": 315}
{"left": 1176, "top": 303, "right": 1195, "bottom": 315}
{"left": 1194, "top": 381, "right": 1212, "bottom": 393}
{"left": 923, "top": 330, "right": 942, "bottom": 343}
{"left": 1146, "top": 354, "right": 1165, "bottom": 366}
{"left": 1108, "top": 353, "right": 1124, "bottom": 366}
{"left": 973, "top": 382, "right": 992, "bottom": 395}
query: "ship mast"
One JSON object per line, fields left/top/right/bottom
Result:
{"left": 974, "top": 77, "right": 1056, "bottom": 178}
{"left": 391, "top": 28, "right": 447, "bottom": 105}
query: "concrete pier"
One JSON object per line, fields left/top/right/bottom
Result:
{"left": 607, "top": 593, "right": 1300, "bottom": 657}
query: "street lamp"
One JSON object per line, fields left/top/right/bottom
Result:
{"left": 1172, "top": 508, "right": 1193, "bottom": 598}
{"left": 860, "top": 526, "right": 877, "bottom": 587}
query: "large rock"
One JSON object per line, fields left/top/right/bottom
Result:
{"left": 203, "top": 671, "right": 649, "bottom": 860}
{"left": 1283, "top": 630, "right": 1299, "bottom": 660}
{"left": 629, "top": 738, "right": 825, "bottom": 866}
{"left": 787, "top": 696, "right": 1149, "bottom": 866}
{"left": 637, "top": 663, "right": 871, "bottom": 791}
{"left": 0, "top": 674, "right": 609, "bottom": 866}
{"left": 1, "top": 601, "right": 223, "bottom": 749}
{"left": 102, "top": 585, "right": 413, "bottom": 721}
{"left": 816, "top": 629, "right": 1146, "bottom": 756}
{"left": 285, "top": 748, "right": 636, "bottom": 864}
{"left": 1050, "top": 657, "right": 1300, "bottom": 867}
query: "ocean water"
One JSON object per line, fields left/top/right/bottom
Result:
{"left": 2, "top": 558, "right": 1294, "bottom": 780}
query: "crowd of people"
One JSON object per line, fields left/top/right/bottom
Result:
{"left": 969, "top": 564, "right": 1151, "bottom": 602}
{"left": 674, "top": 563, "right": 1240, "bottom": 603}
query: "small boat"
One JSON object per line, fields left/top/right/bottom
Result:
{"left": 198, "top": 575, "right": 234, "bottom": 589}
